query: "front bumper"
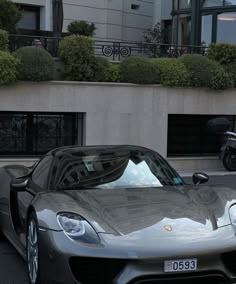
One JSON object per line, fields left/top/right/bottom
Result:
{"left": 38, "top": 225, "right": 236, "bottom": 284}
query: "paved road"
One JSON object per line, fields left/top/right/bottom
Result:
{"left": 1, "top": 173, "right": 236, "bottom": 284}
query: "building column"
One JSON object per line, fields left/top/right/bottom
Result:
{"left": 191, "top": 0, "right": 201, "bottom": 45}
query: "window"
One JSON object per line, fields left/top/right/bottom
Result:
{"left": 0, "top": 112, "right": 83, "bottom": 156}
{"left": 167, "top": 114, "right": 234, "bottom": 157}
{"left": 201, "top": 14, "right": 213, "bottom": 46}
{"left": 217, "top": 12, "right": 236, "bottom": 43}
{"left": 32, "top": 155, "right": 53, "bottom": 189}
{"left": 178, "top": 14, "right": 191, "bottom": 45}
{"left": 131, "top": 4, "right": 140, "bottom": 10}
{"left": 202, "top": 0, "right": 223, "bottom": 7}
{"left": 179, "top": 0, "right": 191, "bottom": 9}
{"left": 16, "top": 5, "right": 40, "bottom": 30}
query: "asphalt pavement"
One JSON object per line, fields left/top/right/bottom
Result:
{"left": 0, "top": 172, "right": 236, "bottom": 284}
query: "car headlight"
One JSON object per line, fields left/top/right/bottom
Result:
{"left": 57, "top": 212, "right": 100, "bottom": 244}
{"left": 229, "top": 205, "right": 236, "bottom": 231}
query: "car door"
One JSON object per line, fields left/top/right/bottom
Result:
{"left": 16, "top": 155, "right": 53, "bottom": 234}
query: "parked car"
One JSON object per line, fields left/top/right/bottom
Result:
{"left": 1, "top": 144, "right": 236, "bottom": 284}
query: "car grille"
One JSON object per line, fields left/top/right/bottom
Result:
{"left": 129, "top": 272, "right": 230, "bottom": 284}
{"left": 222, "top": 251, "right": 236, "bottom": 274}
{"left": 69, "top": 257, "right": 126, "bottom": 284}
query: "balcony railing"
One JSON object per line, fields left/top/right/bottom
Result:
{"left": 8, "top": 34, "right": 208, "bottom": 61}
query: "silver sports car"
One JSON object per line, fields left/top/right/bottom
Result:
{"left": 0, "top": 145, "right": 236, "bottom": 284}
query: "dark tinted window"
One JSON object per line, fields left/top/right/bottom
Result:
{"left": 53, "top": 148, "right": 184, "bottom": 190}
{"left": 32, "top": 156, "right": 53, "bottom": 189}
{"left": 168, "top": 114, "right": 234, "bottom": 156}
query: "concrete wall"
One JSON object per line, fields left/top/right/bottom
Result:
{"left": 153, "top": 0, "right": 172, "bottom": 24}
{"left": 0, "top": 81, "right": 236, "bottom": 172}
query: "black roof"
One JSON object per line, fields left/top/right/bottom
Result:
{"left": 47, "top": 144, "right": 154, "bottom": 157}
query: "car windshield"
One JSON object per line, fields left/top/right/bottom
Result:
{"left": 53, "top": 148, "right": 184, "bottom": 190}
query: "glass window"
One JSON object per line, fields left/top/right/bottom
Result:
{"left": 0, "top": 112, "right": 81, "bottom": 155}
{"left": 201, "top": 14, "right": 212, "bottom": 46}
{"left": 17, "top": 10, "right": 37, "bottom": 30}
{"left": 225, "top": 0, "right": 236, "bottom": 5}
{"left": 173, "top": 0, "right": 178, "bottom": 10}
{"left": 179, "top": 0, "right": 191, "bottom": 9}
{"left": 178, "top": 14, "right": 191, "bottom": 45}
{"left": 168, "top": 114, "right": 234, "bottom": 157}
{"left": 54, "top": 149, "right": 184, "bottom": 190}
{"left": 202, "top": 0, "right": 223, "bottom": 7}
{"left": 32, "top": 156, "right": 53, "bottom": 189}
{"left": 217, "top": 13, "right": 236, "bottom": 43}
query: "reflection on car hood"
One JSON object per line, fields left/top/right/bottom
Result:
{"left": 47, "top": 184, "right": 236, "bottom": 235}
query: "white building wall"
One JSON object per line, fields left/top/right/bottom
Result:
{"left": 153, "top": 0, "right": 172, "bottom": 24}
{"left": 12, "top": 0, "right": 154, "bottom": 41}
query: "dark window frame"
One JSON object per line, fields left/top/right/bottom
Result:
{"left": 0, "top": 112, "right": 83, "bottom": 157}
{"left": 17, "top": 4, "right": 41, "bottom": 31}
{"left": 167, "top": 114, "right": 235, "bottom": 157}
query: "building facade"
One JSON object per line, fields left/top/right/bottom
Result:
{"left": 12, "top": 0, "right": 154, "bottom": 42}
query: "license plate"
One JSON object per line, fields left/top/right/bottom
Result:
{"left": 164, "top": 258, "right": 197, "bottom": 272}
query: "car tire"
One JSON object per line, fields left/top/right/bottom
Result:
{"left": 26, "top": 211, "right": 42, "bottom": 284}
{"left": 223, "top": 152, "right": 236, "bottom": 171}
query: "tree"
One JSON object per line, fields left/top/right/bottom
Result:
{"left": 142, "top": 22, "right": 171, "bottom": 58}
{"left": 0, "top": 0, "right": 22, "bottom": 33}
{"left": 67, "top": 20, "right": 96, "bottom": 37}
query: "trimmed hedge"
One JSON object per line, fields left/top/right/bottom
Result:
{"left": 67, "top": 20, "right": 96, "bottom": 36}
{"left": 92, "top": 57, "right": 109, "bottom": 82}
{"left": 105, "top": 64, "right": 121, "bottom": 82}
{"left": 180, "top": 53, "right": 233, "bottom": 89}
{"left": 208, "top": 43, "right": 236, "bottom": 65}
{"left": 0, "top": 29, "right": 8, "bottom": 51}
{"left": 121, "top": 57, "right": 160, "bottom": 84}
{"left": 0, "top": 50, "right": 18, "bottom": 85}
{"left": 14, "top": 47, "right": 54, "bottom": 81}
{"left": 153, "top": 58, "right": 189, "bottom": 87}
{"left": 59, "top": 35, "right": 95, "bottom": 81}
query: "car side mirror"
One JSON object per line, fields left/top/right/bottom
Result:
{"left": 10, "top": 177, "right": 29, "bottom": 192}
{"left": 192, "top": 172, "right": 209, "bottom": 185}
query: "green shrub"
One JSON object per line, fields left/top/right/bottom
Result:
{"left": 14, "top": 47, "right": 54, "bottom": 81}
{"left": 92, "top": 57, "right": 109, "bottom": 82}
{"left": 209, "top": 62, "right": 234, "bottom": 90}
{"left": 0, "top": 0, "right": 22, "bottom": 33}
{"left": 105, "top": 64, "right": 121, "bottom": 82}
{"left": 180, "top": 54, "right": 216, "bottom": 87}
{"left": 225, "top": 62, "right": 236, "bottom": 87}
{"left": 153, "top": 58, "right": 189, "bottom": 87}
{"left": 0, "top": 50, "right": 18, "bottom": 85}
{"left": 208, "top": 43, "right": 236, "bottom": 65}
{"left": 67, "top": 20, "right": 96, "bottom": 36}
{"left": 120, "top": 57, "right": 160, "bottom": 84}
{"left": 0, "top": 29, "right": 8, "bottom": 51}
{"left": 59, "top": 35, "right": 95, "bottom": 81}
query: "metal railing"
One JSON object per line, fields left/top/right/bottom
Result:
{"left": 8, "top": 34, "right": 208, "bottom": 61}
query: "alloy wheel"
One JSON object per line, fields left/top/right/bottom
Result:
{"left": 27, "top": 218, "right": 39, "bottom": 284}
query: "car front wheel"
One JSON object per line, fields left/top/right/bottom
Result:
{"left": 27, "top": 212, "right": 41, "bottom": 284}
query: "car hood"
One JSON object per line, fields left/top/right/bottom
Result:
{"left": 35, "top": 185, "right": 236, "bottom": 235}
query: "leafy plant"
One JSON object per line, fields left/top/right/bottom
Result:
{"left": 14, "top": 47, "right": 54, "bottom": 81}
{"left": 180, "top": 54, "right": 216, "bottom": 87}
{"left": 208, "top": 62, "right": 233, "bottom": 90}
{"left": 92, "top": 57, "right": 109, "bottom": 82}
{"left": 67, "top": 20, "right": 96, "bottom": 37}
{"left": 208, "top": 43, "right": 236, "bottom": 65}
{"left": 121, "top": 57, "right": 160, "bottom": 84}
{"left": 153, "top": 58, "right": 189, "bottom": 87}
{"left": 0, "top": 50, "right": 18, "bottom": 85}
{"left": 105, "top": 64, "right": 121, "bottom": 82}
{"left": 0, "top": 0, "right": 22, "bottom": 33}
{"left": 59, "top": 35, "right": 95, "bottom": 81}
{"left": 0, "top": 29, "right": 8, "bottom": 51}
